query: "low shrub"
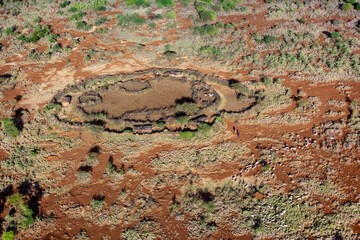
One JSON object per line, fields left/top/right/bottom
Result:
{"left": 2, "top": 231, "right": 15, "bottom": 240}
{"left": 95, "top": 17, "right": 108, "bottom": 25}
{"left": 90, "top": 198, "right": 105, "bottom": 208}
{"left": 1, "top": 118, "right": 20, "bottom": 137}
{"left": 117, "top": 14, "right": 146, "bottom": 26}
{"left": 179, "top": 131, "right": 195, "bottom": 139}
{"left": 126, "top": 0, "right": 150, "bottom": 7}
{"left": 70, "top": 12, "right": 85, "bottom": 21}
{"left": 59, "top": 0, "right": 70, "bottom": 8}
{"left": 176, "top": 102, "right": 199, "bottom": 115}
{"left": 48, "top": 34, "right": 59, "bottom": 43}
{"left": 199, "top": 10, "right": 216, "bottom": 21}
{"left": 95, "top": 6, "right": 106, "bottom": 11}
{"left": 156, "top": 0, "right": 175, "bottom": 7}
{"left": 199, "top": 46, "right": 221, "bottom": 55}
{"left": 341, "top": 3, "right": 354, "bottom": 11}
{"left": 164, "top": 10, "right": 176, "bottom": 19}
{"left": 5, "top": 26, "right": 18, "bottom": 36}
{"left": 7, "top": 193, "right": 23, "bottom": 205}
{"left": 194, "top": 25, "right": 218, "bottom": 35}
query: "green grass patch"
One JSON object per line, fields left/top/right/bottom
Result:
{"left": 164, "top": 10, "right": 176, "bottom": 19}
{"left": 156, "top": 0, "right": 175, "bottom": 7}
{"left": 176, "top": 116, "right": 190, "bottom": 124}
{"left": 1, "top": 118, "right": 20, "bottom": 137}
{"left": 179, "top": 131, "right": 195, "bottom": 139}
{"left": 126, "top": 0, "right": 150, "bottom": 7}
{"left": 59, "top": 0, "right": 70, "bottom": 8}
{"left": 70, "top": 12, "right": 86, "bottom": 21}
{"left": 199, "top": 10, "right": 216, "bottom": 21}
{"left": 341, "top": 3, "right": 354, "bottom": 11}
{"left": 7, "top": 193, "right": 23, "bottom": 205}
{"left": 194, "top": 24, "right": 218, "bottom": 35}
{"left": 48, "top": 34, "right": 59, "bottom": 43}
{"left": 2, "top": 231, "right": 15, "bottom": 240}
{"left": 117, "top": 14, "right": 146, "bottom": 26}
{"left": 95, "top": 5, "right": 106, "bottom": 11}
{"left": 176, "top": 102, "right": 199, "bottom": 115}
{"left": 199, "top": 46, "right": 221, "bottom": 55}
{"left": 90, "top": 198, "right": 105, "bottom": 208}
{"left": 95, "top": 17, "right": 108, "bottom": 25}
{"left": 255, "top": 35, "right": 278, "bottom": 44}
{"left": 5, "top": 26, "right": 18, "bottom": 36}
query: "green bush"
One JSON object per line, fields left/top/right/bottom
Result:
{"left": 164, "top": 10, "right": 176, "bottom": 19}
{"left": 196, "top": 4, "right": 207, "bottom": 12}
{"left": 48, "top": 34, "right": 59, "bottom": 43}
{"left": 59, "top": 0, "right": 70, "bottom": 8}
{"left": 255, "top": 35, "right": 278, "bottom": 44}
{"left": 7, "top": 193, "right": 23, "bottom": 205}
{"left": 197, "top": 123, "right": 212, "bottom": 135}
{"left": 5, "top": 26, "right": 17, "bottom": 36}
{"left": 202, "top": 25, "right": 217, "bottom": 35}
{"left": 262, "top": 76, "right": 273, "bottom": 86}
{"left": 84, "top": 55, "right": 91, "bottom": 61}
{"left": 330, "top": 32, "right": 341, "bottom": 38}
{"left": 126, "top": 0, "right": 150, "bottom": 7}
{"left": 95, "top": 6, "right": 106, "bottom": 11}
{"left": 95, "top": 28, "right": 109, "bottom": 34}
{"left": 297, "top": 18, "right": 305, "bottom": 24}
{"left": 158, "top": 0, "right": 176, "bottom": 6}
{"left": 51, "top": 43, "right": 61, "bottom": 51}
{"left": 157, "top": 122, "right": 166, "bottom": 128}
{"left": 1, "top": 118, "right": 20, "bottom": 137}
{"left": 68, "top": 7, "right": 78, "bottom": 12}
{"left": 95, "top": 17, "right": 108, "bottom": 25}
{"left": 133, "top": 16, "right": 145, "bottom": 24}
{"left": 215, "top": 22, "right": 224, "bottom": 28}
{"left": 176, "top": 102, "right": 199, "bottom": 115}
{"left": 194, "top": 25, "right": 218, "bottom": 35}
{"left": 156, "top": 0, "right": 175, "bottom": 7}
{"left": 341, "top": 3, "right": 354, "bottom": 11}
{"left": 179, "top": 131, "right": 195, "bottom": 139}
{"left": 176, "top": 116, "right": 190, "bottom": 124}
{"left": 76, "top": 21, "right": 86, "bottom": 29}
{"left": 19, "top": 204, "right": 34, "bottom": 229}
{"left": 117, "top": 14, "right": 146, "bottom": 26}
{"left": 70, "top": 12, "right": 85, "bottom": 21}
{"left": 199, "top": 46, "right": 221, "bottom": 55}
{"left": 344, "top": 0, "right": 356, "bottom": 3}
{"left": 33, "top": 16, "right": 42, "bottom": 23}
{"left": 199, "top": 10, "right": 216, "bottom": 21}
{"left": 17, "top": 25, "right": 51, "bottom": 43}
{"left": 2, "top": 231, "right": 15, "bottom": 240}
{"left": 91, "top": 198, "right": 104, "bottom": 208}
{"left": 264, "top": 35, "right": 278, "bottom": 43}
{"left": 219, "top": 0, "right": 243, "bottom": 11}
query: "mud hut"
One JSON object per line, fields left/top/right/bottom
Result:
{"left": 168, "top": 70, "right": 184, "bottom": 78}
{"left": 133, "top": 124, "right": 153, "bottom": 134}
{"left": 193, "top": 114, "right": 210, "bottom": 123}
{"left": 61, "top": 95, "right": 72, "bottom": 107}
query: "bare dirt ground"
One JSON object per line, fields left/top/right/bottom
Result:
{"left": 0, "top": 0, "right": 360, "bottom": 239}
{"left": 87, "top": 78, "right": 192, "bottom": 118}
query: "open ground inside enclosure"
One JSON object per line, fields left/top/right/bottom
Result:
{"left": 0, "top": 0, "right": 360, "bottom": 239}
{"left": 85, "top": 78, "right": 193, "bottom": 118}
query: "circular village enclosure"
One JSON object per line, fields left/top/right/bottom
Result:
{"left": 44, "top": 69, "right": 291, "bottom": 135}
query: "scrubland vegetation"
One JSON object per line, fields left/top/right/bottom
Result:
{"left": 0, "top": 0, "right": 360, "bottom": 239}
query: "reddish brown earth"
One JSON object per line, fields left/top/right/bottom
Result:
{"left": 0, "top": 0, "right": 360, "bottom": 239}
